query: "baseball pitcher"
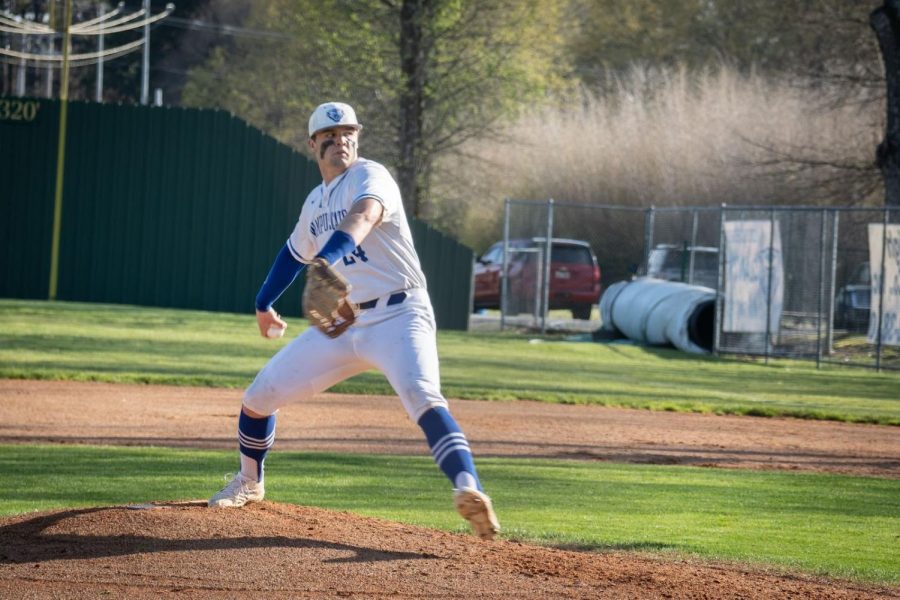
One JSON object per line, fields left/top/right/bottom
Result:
{"left": 208, "top": 101, "right": 500, "bottom": 541}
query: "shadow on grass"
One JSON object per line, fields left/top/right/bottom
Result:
{"left": 545, "top": 540, "right": 685, "bottom": 553}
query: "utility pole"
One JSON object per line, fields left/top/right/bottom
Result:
{"left": 141, "top": 0, "right": 150, "bottom": 105}
{"left": 49, "top": 0, "right": 74, "bottom": 301}
{"left": 45, "top": 0, "right": 55, "bottom": 98}
{"left": 16, "top": 33, "right": 26, "bottom": 95}
{"left": 96, "top": 2, "right": 105, "bottom": 102}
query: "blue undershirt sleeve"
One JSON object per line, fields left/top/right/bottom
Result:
{"left": 315, "top": 230, "right": 356, "bottom": 265}
{"left": 255, "top": 243, "right": 306, "bottom": 312}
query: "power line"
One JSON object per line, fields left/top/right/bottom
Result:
{"left": 71, "top": 7, "right": 148, "bottom": 35}
{"left": 0, "top": 4, "right": 173, "bottom": 65}
{"left": 3, "top": 12, "right": 294, "bottom": 45}
{"left": 68, "top": 3, "right": 126, "bottom": 31}
{"left": 0, "top": 37, "right": 143, "bottom": 64}
{"left": 161, "top": 16, "right": 293, "bottom": 41}
{"left": 0, "top": 4, "right": 173, "bottom": 37}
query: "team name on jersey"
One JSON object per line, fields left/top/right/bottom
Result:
{"left": 309, "top": 209, "right": 348, "bottom": 237}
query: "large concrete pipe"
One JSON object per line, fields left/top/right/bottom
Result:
{"left": 599, "top": 278, "right": 716, "bottom": 354}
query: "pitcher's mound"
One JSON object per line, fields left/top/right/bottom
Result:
{"left": 0, "top": 502, "right": 891, "bottom": 599}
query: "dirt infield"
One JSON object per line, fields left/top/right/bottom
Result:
{"left": 1, "top": 379, "right": 898, "bottom": 599}
{"left": 1, "top": 379, "right": 898, "bottom": 477}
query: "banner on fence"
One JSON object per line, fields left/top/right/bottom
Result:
{"left": 723, "top": 220, "right": 784, "bottom": 333}
{"left": 867, "top": 224, "right": 900, "bottom": 346}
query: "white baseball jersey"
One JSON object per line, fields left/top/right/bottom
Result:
{"left": 286, "top": 157, "right": 427, "bottom": 304}
{"left": 245, "top": 157, "right": 447, "bottom": 423}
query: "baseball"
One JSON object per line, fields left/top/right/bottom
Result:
{"left": 266, "top": 325, "right": 286, "bottom": 339}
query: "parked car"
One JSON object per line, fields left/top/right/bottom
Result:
{"left": 473, "top": 238, "right": 602, "bottom": 320}
{"left": 834, "top": 262, "right": 870, "bottom": 331}
{"left": 645, "top": 244, "right": 719, "bottom": 289}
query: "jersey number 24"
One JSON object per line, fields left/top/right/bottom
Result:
{"left": 342, "top": 246, "right": 369, "bottom": 265}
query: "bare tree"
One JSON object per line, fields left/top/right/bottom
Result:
{"left": 871, "top": 0, "right": 900, "bottom": 206}
{"left": 183, "top": 0, "right": 567, "bottom": 222}
{"left": 396, "top": 0, "right": 430, "bottom": 217}
{"left": 739, "top": 2, "right": 885, "bottom": 207}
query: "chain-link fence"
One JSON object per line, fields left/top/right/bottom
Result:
{"left": 487, "top": 199, "right": 645, "bottom": 332}
{"left": 494, "top": 200, "right": 899, "bottom": 371}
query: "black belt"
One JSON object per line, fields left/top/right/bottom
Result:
{"left": 359, "top": 291, "right": 408, "bottom": 310}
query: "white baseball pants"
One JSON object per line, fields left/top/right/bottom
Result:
{"left": 242, "top": 287, "right": 449, "bottom": 422}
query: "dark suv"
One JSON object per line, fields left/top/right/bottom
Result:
{"left": 473, "top": 238, "right": 602, "bottom": 319}
{"left": 835, "top": 262, "right": 870, "bottom": 331}
{"left": 645, "top": 244, "right": 719, "bottom": 289}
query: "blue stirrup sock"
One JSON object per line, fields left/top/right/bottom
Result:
{"left": 238, "top": 409, "right": 276, "bottom": 483}
{"left": 417, "top": 407, "right": 482, "bottom": 491}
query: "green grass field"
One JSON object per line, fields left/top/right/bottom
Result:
{"left": 1, "top": 299, "right": 898, "bottom": 584}
{"left": 2, "top": 446, "right": 898, "bottom": 584}
{"left": 1, "top": 299, "right": 898, "bottom": 424}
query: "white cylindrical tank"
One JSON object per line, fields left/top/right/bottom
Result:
{"left": 599, "top": 278, "right": 716, "bottom": 354}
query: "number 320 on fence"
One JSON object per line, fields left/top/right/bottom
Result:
{"left": 0, "top": 99, "right": 40, "bottom": 122}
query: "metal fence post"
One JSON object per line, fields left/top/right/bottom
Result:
{"left": 541, "top": 199, "right": 555, "bottom": 333}
{"left": 827, "top": 210, "right": 839, "bottom": 354}
{"left": 688, "top": 209, "right": 699, "bottom": 284}
{"left": 643, "top": 205, "right": 655, "bottom": 273}
{"left": 534, "top": 246, "right": 543, "bottom": 325}
{"left": 764, "top": 209, "right": 776, "bottom": 364}
{"left": 714, "top": 204, "right": 726, "bottom": 356}
{"left": 815, "top": 209, "right": 827, "bottom": 368}
{"left": 876, "top": 207, "right": 889, "bottom": 371}
{"left": 500, "top": 198, "right": 511, "bottom": 331}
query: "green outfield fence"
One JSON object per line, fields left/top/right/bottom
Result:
{"left": 0, "top": 97, "right": 472, "bottom": 330}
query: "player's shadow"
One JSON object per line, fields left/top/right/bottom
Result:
{"left": 551, "top": 540, "right": 685, "bottom": 553}
{"left": 0, "top": 507, "right": 439, "bottom": 565}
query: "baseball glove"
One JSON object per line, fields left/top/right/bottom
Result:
{"left": 303, "top": 258, "right": 359, "bottom": 338}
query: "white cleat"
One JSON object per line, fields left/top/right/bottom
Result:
{"left": 454, "top": 487, "right": 500, "bottom": 541}
{"left": 208, "top": 473, "right": 265, "bottom": 508}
